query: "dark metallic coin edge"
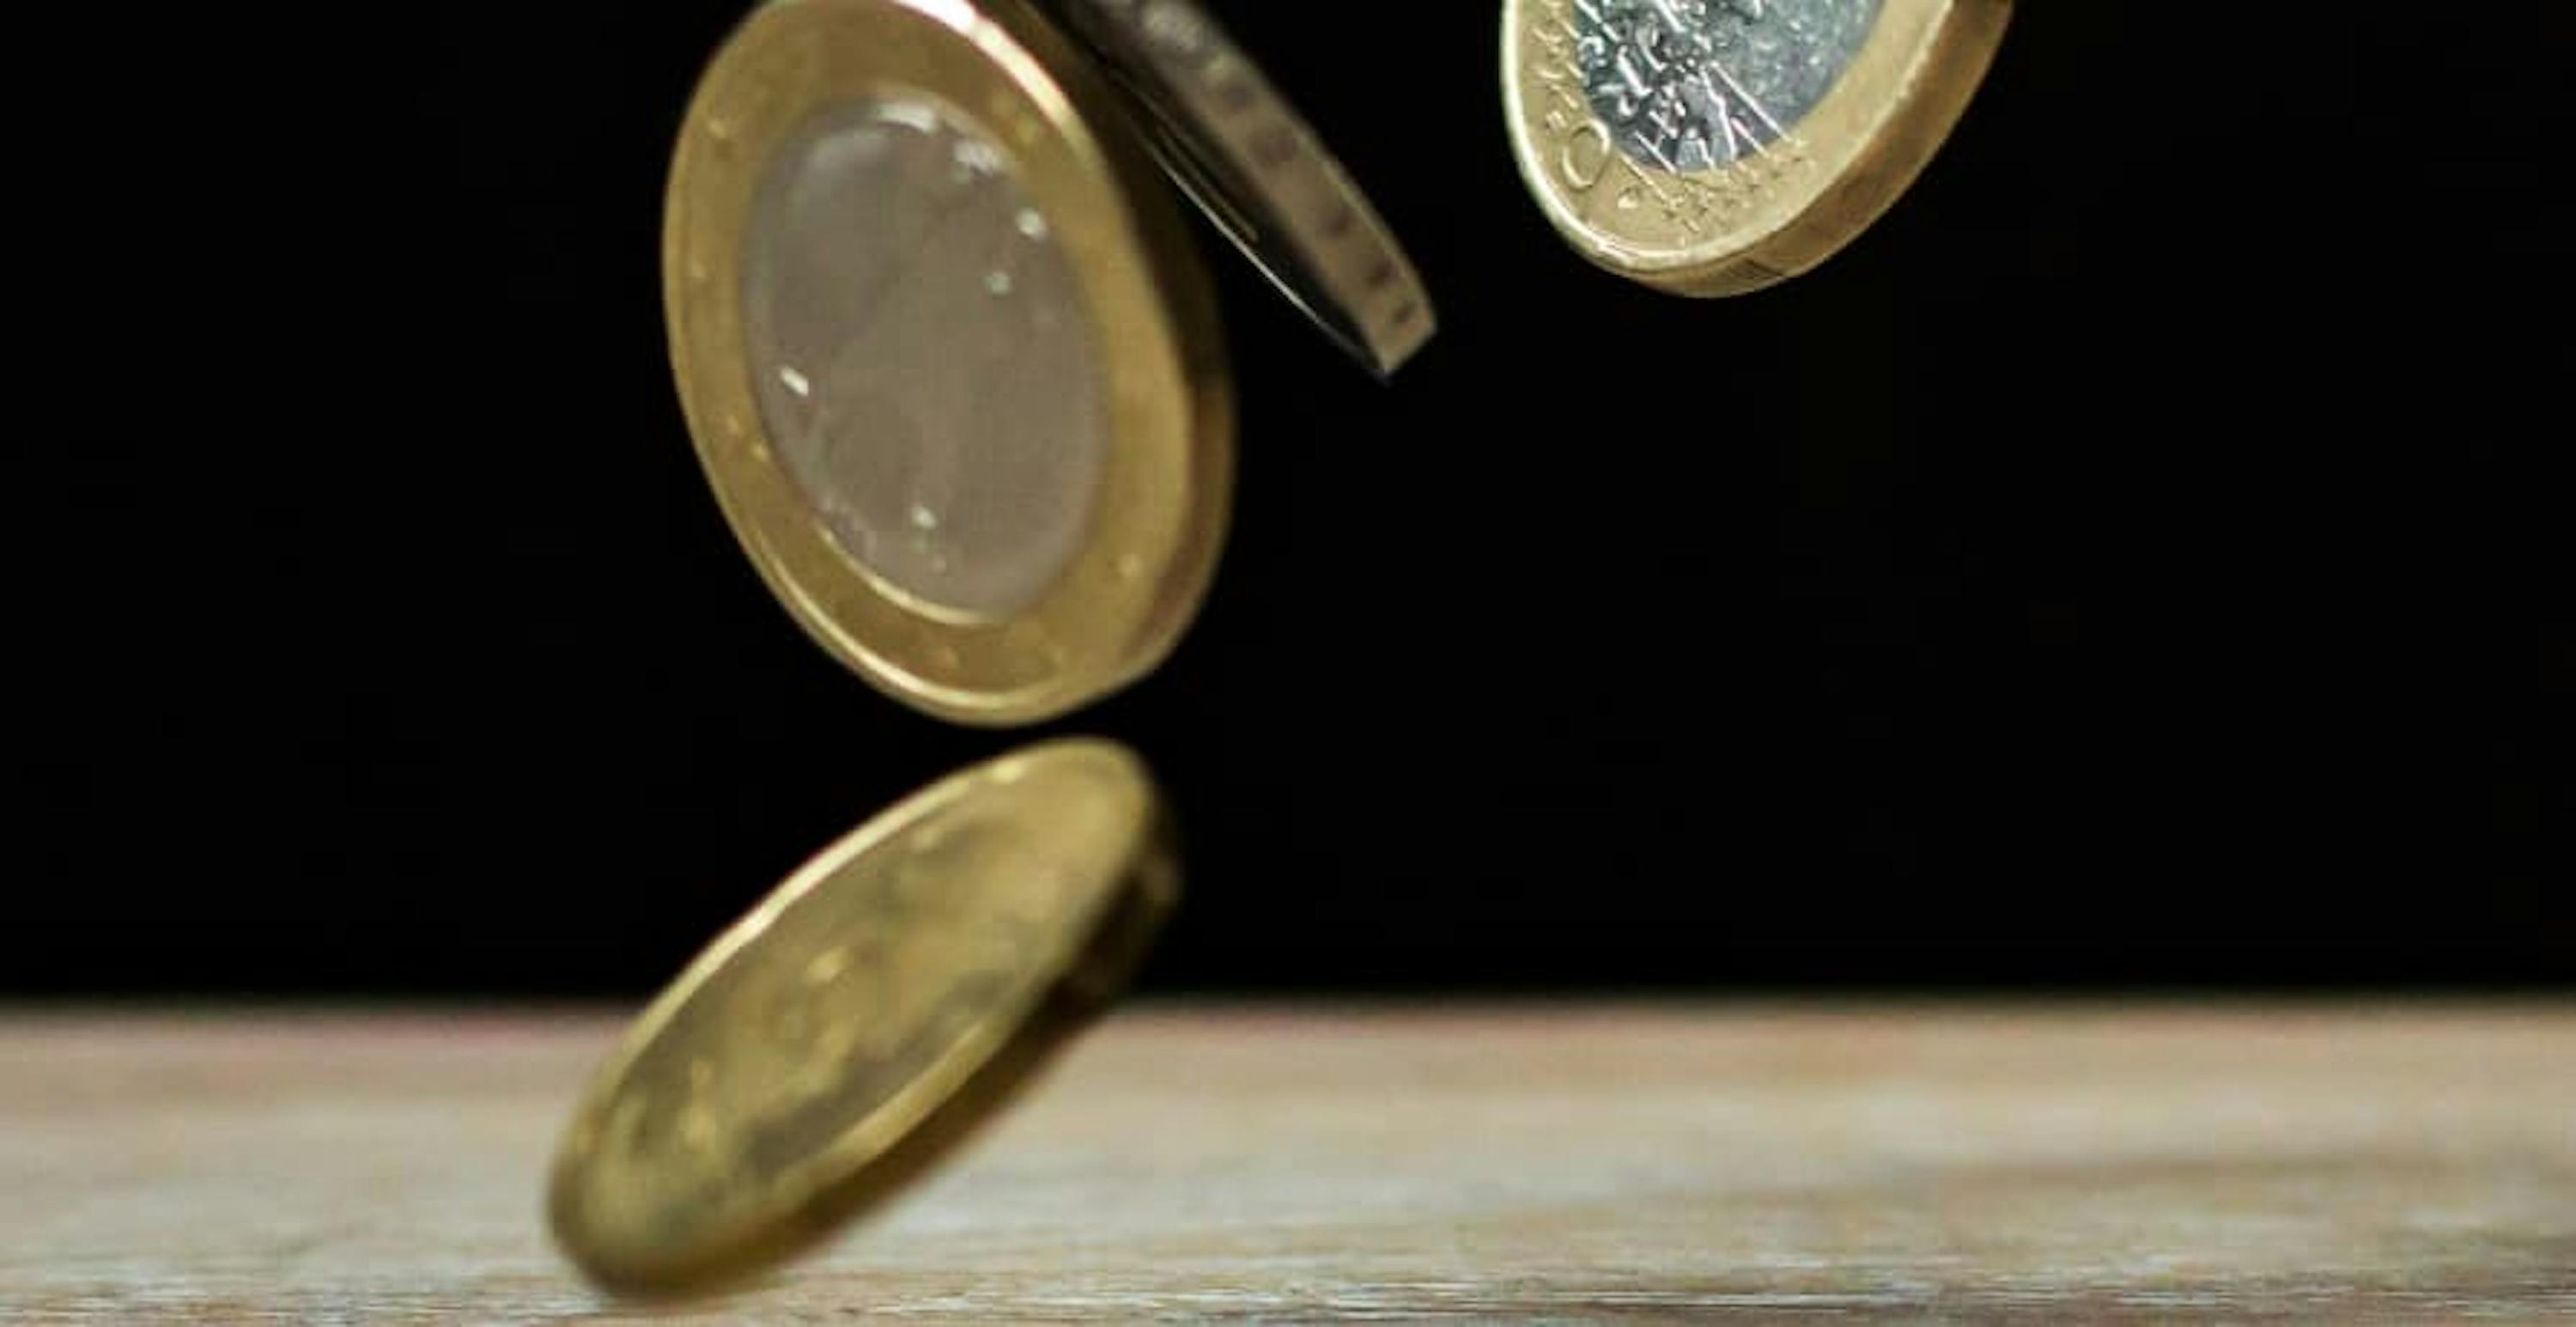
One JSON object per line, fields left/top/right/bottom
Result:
{"left": 1048, "top": 0, "right": 1437, "bottom": 376}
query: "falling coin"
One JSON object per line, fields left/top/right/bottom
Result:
{"left": 1504, "top": 0, "right": 2011, "bottom": 295}
{"left": 665, "top": 0, "right": 1233, "bottom": 726}
{"left": 1052, "top": 0, "right": 1437, "bottom": 375}
{"left": 548, "top": 738, "right": 1178, "bottom": 1294}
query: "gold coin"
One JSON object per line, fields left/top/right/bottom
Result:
{"left": 1504, "top": 0, "right": 2010, "bottom": 295}
{"left": 667, "top": 0, "right": 1232, "bottom": 726}
{"left": 547, "top": 738, "right": 1177, "bottom": 1294}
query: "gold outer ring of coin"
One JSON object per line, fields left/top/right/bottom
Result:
{"left": 1503, "top": 0, "right": 2011, "bottom": 296}
{"left": 1049, "top": 0, "right": 1437, "bottom": 376}
{"left": 548, "top": 738, "right": 1179, "bottom": 1294}
{"left": 666, "top": 0, "right": 1233, "bottom": 726}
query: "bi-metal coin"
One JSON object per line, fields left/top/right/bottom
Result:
{"left": 669, "top": 0, "right": 1436, "bottom": 727}
{"left": 1504, "top": 0, "right": 2011, "bottom": 295}
{"left": 548, "top": 739, "right": 1177, "bottom": 1294}
{"left": 667, "top": 0, "right": 1231, "bottom": 727}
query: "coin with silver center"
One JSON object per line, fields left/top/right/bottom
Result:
{"left": 1576, "top": 0, "right": 1880, "bottom": 173}
{"left": 1505, "top": 0, "right": 2010, "bottom": 295}
{"left": 666, "top": 0, "right": 1232, "bottom": 727}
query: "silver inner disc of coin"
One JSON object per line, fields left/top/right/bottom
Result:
{"left": 1574, "top": 0, "right": 1882, "bottom": 173}
{"left": 743, "top": 97, "right": 1106, "bottom": 619}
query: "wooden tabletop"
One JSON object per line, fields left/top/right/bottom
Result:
{"left": 3, "top": 1005, "right": 2569, "bottom": 1321}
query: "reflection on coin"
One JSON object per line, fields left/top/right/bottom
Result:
{"left": 1054, "top": 0, "right": 1437, "bottom": 376}
{"left": 744, "top": 97, "right": 1109, "bottom": 620}
{"left": 667, "top": 0, "right": 1232, "bottom": 725}
{"left": 548, "top": 739, "right": 1177, "bottom": 1294}
{"left": 1504, "top": 0, "right": 2009, "bottom": 295}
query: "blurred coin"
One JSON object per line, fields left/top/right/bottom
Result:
{"left": 665, "top": 0, "right": 1231, "bottom": 726}
{"left": 1052, "top": 0, "right": 1437, "bottom": 375}
{"left": 549, "top": 738, "right": 1177, "bottom": 1294}
{"left": 1504, "top": 0, "right": 2010, "bottom": 295}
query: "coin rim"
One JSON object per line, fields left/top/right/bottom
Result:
{"left": 545, "top": 737, "right": 1177, "bottom": 1294}
{"left": 667, "top": 0, "right": 1234, "bottom": 725}
{"left": 1054, "top": 0, "right": 1437, "bottom": 375}
{"left": 1503, "top": 0, "right": 2011, "bottom": 295}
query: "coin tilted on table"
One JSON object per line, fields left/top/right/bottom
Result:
{"left": 666, "top": 0, "right": 1431, "bottom": 726}
{"left": 549, "top": 739, "right": 1177, "bottom": 1294}
{"left": 1504, "top": 0, "right": 2010, "bottom": 295}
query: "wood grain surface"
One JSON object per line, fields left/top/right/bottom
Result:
{"left": 2, "top": 1005, "right": 2570, "bottom": 1321}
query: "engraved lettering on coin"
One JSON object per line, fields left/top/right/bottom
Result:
{"left": 1562, "top": 119, "right": 1613, "bottom": 189}
{"left": 742, "top": 98, "right": 1107, "bottom": 618}
{"left": 1571, "top": 0, "right": 1880, "bottom": 172}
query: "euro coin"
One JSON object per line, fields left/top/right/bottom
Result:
{"left": 666, "top": 0, "right": 1232, "bottom": 726}
{"left": 1053, "top": 0, "right": 1437, "bottom": 375}
{"left": 1504, "top": 0, "right": 2010, "bottom": 295}
{"left": 547, "top": 739, "right": 1177, "bottom": 1294}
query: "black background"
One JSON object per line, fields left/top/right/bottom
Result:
{"left": 19, "top": 3, "right": 2570, "bottom": 996}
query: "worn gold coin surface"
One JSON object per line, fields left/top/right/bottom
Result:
{"left": 1504, "top": 0, "right": 2009, "bottom": 295}
{"left": 548, "top": 739, "right": 1177, "bottom": 1293}
{"left": 668, "top": 0, "right": 1232, "bottom": 726}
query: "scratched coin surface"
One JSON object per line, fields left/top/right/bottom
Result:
{"left": 1504, "top": 0, "right": 2010, "bottom": 295}
{"left": 744, "top": 95, "right": 1109, "bottom": 620}
{"left": 668, "top": 0, "right": 1231, "bottom": 727}
{"left": 548, "top": 740, "right": 1176, "bottom": 1293}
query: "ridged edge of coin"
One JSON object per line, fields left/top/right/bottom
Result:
{"left": 1054, "top": 0, "right": 1437, "bottom": 374}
